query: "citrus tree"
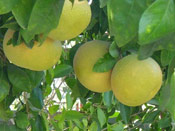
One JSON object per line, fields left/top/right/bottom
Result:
{"left": 0, "top": 0, "right": 175, "bottom": 130}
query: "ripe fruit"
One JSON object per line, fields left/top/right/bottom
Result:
{"left": 3, "top": 29, "right": 62, "bottom": 71}
{"left": 73, "top": 40, "right": 111, "bottom": 93}
{"left": 111, "top": 54, "right": 162, "bottom": 106}
{"left": 48, "top": 0, "right": 91, "bottom": 41}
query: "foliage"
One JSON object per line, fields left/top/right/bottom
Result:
{"left": 0, "top": 0, "right": 175, "bottom": 130}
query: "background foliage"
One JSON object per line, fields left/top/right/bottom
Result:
{"left": 0, "top": 0, "right": 175, "bottom": 130}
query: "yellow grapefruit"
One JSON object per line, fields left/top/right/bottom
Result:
{"left": 48, "top": 0, "right": 91, "bottom": 41}
{"left": 3, "top": 29, "right": 62, "bottom": 71}
{"left": 73, "top": 40, "right": 111, "bottom": 93}
{"left": 111, "top": 54, "right": 162, "bottom": 106}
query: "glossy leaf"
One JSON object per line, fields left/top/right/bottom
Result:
{"left": 139, "top": 0, "right": 175, "bottom": 45}
{"left": 22, "top": 0, "right": 65, "bottom": 42}
{"left": 12, "top": 0, "right": 36, "bottom": 29}
{"left": 107, "top": 0, "right": 147, "bottom": 47}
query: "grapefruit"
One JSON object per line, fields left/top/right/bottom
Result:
{"left": 3, "top": 29, "right": 62, "bottom": 71}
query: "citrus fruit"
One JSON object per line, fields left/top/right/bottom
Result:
{"left": 111, "top": 54, "right": 162, "bottom": 106}
{"left": 3, "top": 29, "right": 62, "bottom": 71}
{"left": 73, "top": 40, "right": 111, "bottom": 93}
{"left": 48, "top": 0, "right": 91, "bottom": 41}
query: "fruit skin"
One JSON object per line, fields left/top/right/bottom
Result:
{"left": 73, "top": 40, "right": 111, "bottom": 93}
{"left": 48, "top": 0, "right": 91, "bottom": 41}
{"left": 111, "top": 54, "right": 162, "bottom": 106}
{"left": 3, "top": 29, "right": 62, "bottom": 71}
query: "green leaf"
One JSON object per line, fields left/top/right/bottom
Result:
{"left": 15, "top": 112, "right": 29, "bottom": 129}
{"left": 12, "top": 0, "right": 36, "bottom": 29}
{"left": 0, "top": 123, "right": 25, "bottom": 131}
{"left": 97, "top": 108, "right": 106, "bottom": 127}
{"left": 166, "top": 71, "right": 175, "bottom": 118}
{"left": 143, "top": 110, "right": 160, "bottom": 123}
{"left": 139, "top": 0, "right": 175, "bottom": 45}
{"left": 89, "top": 121, "right": 98, "bottom": 131}
{"left": 93, "top": 53, "right": 116, "bottom": 72}
{"left": 107, "top": 0, "right": 147, "bottom": 47}
{"left": 100, "top": 0, "right": 108, "bottom": 8}
{"left": 24, "top": 69, "right": 44, "bottom": 88}
{"left": 41, "top": 112, "right": 49, "bottom": 131}
{"left": 0, "top": 104, "right": 14, "bottom": 121}
{"left": 0, "top": 79, "right": 10, "bottom": 103}
{"left": 69, "top": 43, "right": 82, "bottom": 66}
{"left": 109, "top": 42, "right": 119, "bottom": 58}
{"left": 66, "top": 93, "right": 73, "bottom": 110}
{"left": 119, "top": 103, "right": 131, "bottom": 124}
{"left": 56, "top": 89, "right": 62, "bottom": 101}
{"left": 161, "top": 50, "right": 175, "bottom": 66}
{"left": 29, "top": 87, "right": 44, "bottom": 109}
{"left": 23, "top": 0, "right": 65, "bottom": 42}
{"left": 158, "top": 117, "right": 171, "bottom": 128}
{"left": 103, "top": 91, "right": 113, "bottom": 107}
{"left": 65, "top": 110, "right": 84, "bottom": 120}
{"left": 7, "top": 65, "right": 32, "bottom": 94}
{"left": 110, "top": 121, "right": 124, "bottom": 131}
{"left": 49, "top": 105, "right": 59, "bottom": 115}
{"left": 0, "top": 0, "right": 19, "bottom": 14}
{"left": 30, "top": 115, "right": 46, "bottom": 131}
{"left": 73, "top": 119, "right": 84, "bottom": 129}
{"left": 138, "top": 32, "right": 175, "bottom": 59}
{"left": 54, "top": 64, "right": 73, "bottom": 78}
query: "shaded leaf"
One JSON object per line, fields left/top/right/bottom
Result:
{"left": 143, "top": 110, "right": 160, "bottom": 123}
{"left": 119, "top": 103, "right": 131, "bottom": 124}
{"left": 7, "top": 65, "right": 32, "bottom": 94}
{"left": 103, "top": 91, "right": 113, "bottom": 107}
{"left": 54, "top": 64, "right": 73, "bottom": 78}
{"left": 29, "top": 87, "right": 44, "bottom": 109}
